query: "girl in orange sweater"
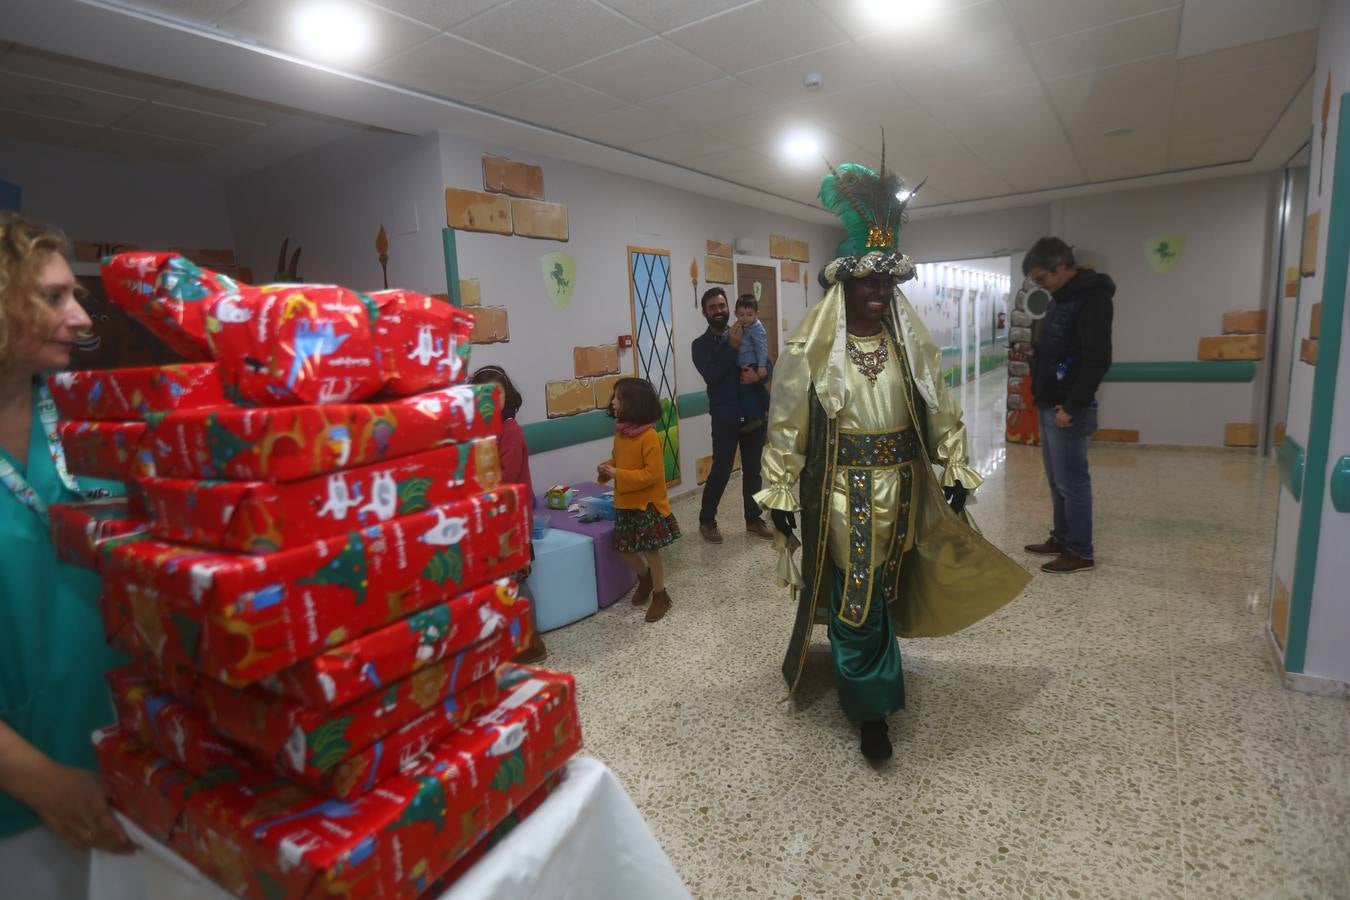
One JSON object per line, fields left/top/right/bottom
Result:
{"left": 597, "top": 377, "right": 680, "bottom": 622}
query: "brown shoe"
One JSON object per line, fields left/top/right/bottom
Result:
{"left": 1024, "top": 538, "right": 1066, "bottom": 556}
{"left": 746, "top": 518, "right": 774, "bottom": 540}
{"left": 699, "top": 521, "right": 723, "bottom": 544}
{"left": 631, "top": 570, "right": 653, "bottom": 606}
{"left": 515, "top": 631, "right": 548, "bottom": 664}
{"left": 1041, "top": 552, "right": 1095, "bottom": 574}
{"left": 645, "top": 589, "right": 671, "bottom": 622}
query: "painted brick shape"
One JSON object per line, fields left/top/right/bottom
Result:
{"left": 445, "top": 188, "right": 512, "bottom": 235}
{"left": 1089, "top": 429, "right": 1140, "bottom": 443}
{"left": 1310, "top": 303, "right": 1321, "bottom": 340}
{"left": 593, "top": 374, "right": 622, "bottom": 410}
{"left": 706, "top": 240, "right": 733, "bottom": 258}
{"left": 1197, "top": 335, "right": 1263, "bottom": 360}
{"left": 1272, "top": 577, "right": 1290, "bottom": 649}
{"left": 1301, "top": 338, "right": 1319, "bottom": 365}
{"left": 460, "top": 278, "right": 482, "bottom": 308}
{"left": 1224, "top": 422, "right": 1258, "bottom": 447}
{"left": 482, "top": 155, "right": 544, "bottom": 200}
{"left": 1221, "top": 310, "right": 1267, "bottom": 334}
{"left": 545, "top": 379, "right": 593, "bottom": 418}
{"left": 770, "top": 234, "right": 810, "bottom": 262}
{"left": 574, "top": 344, "right": 620, "bottom": 378}
{"left": 705, "top": 255, "right": 733, "bottom": 284}
{"left": 511, "top": 198, "right": 568, "bottom": 241}
{"left": 1273, "top": 422, "right": 1286, "bottom": 446}
{"left": 780, "top": 260, "right": 801, "bottom": 283}
{"left": 469, "top": 306, "right": 509, "bottom": 344}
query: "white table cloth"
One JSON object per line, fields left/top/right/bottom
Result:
{"left": 89, "top": 756, "right": 689, "bottom": 900}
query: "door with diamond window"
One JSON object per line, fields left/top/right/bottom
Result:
{"left": 627, "top": 247, "right": 681, "bottom": 487}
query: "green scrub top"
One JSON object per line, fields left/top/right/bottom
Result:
{"left": 0, "top": 380, "right": 125, "bottom": 839}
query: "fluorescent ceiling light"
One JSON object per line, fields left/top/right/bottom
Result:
{"left": 293, "top": 1, "right": 372, "bottom": 63}
{"left": 783, "top": 132, "right": 821, "bottom": 165}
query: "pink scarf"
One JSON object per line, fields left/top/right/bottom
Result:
{"left": 616, "top": 422, "right": 653, "bottom": 438}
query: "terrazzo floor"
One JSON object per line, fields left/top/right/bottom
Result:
{"left": 541, "top": 371, "right": 1349, "bottom": 899}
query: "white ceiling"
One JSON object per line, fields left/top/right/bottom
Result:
{"left": 0, "top": 0, "right": 1320, "bottom": 214}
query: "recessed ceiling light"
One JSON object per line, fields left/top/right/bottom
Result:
{"left": 858, "top": 0, "right": 940, "bottom": 30}
{"left": 783, "top": 132, "right": 821, "bottom": 165}
{"left": 293, "top": 1, "right": 372, "bottom": 63}
{"left": 1104, "top": 127, "right": 1135, "bottom": 138}
{"left": 24, "top": 92, "right": 86, "bottom": 113}
{"left": 895, "top": 189, "right": 911, "bottom": 202}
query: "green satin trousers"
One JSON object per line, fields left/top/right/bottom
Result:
{"left": 827, "top": 568, "right": 906, "bottom": 723}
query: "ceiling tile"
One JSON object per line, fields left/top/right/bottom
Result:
{"left": 1172, "top": 68, "right": 1305, "bottom": 141}
{"left": 0, "top": 72, "right": 146, "bottom": 127}
{"left": 1029, "top": 6, "right": 1182, "bottom": 81}
{"left": 452, "top": 0, "right": 650, "bottom": 73}
{"left": 567, "top": 104, "right": 690, "bottom": 146}
{"left": 1073, "top": 129, "right": 1170, "bottom": 181}
{"left": 927, "top": 83, "right": 1058, "bottom": 147}
{"left": 205, "top": 114, "right": 361, "bottom": 176}
{"left": 0, "top": 108, "right": 100, "bottom": 146}
{"left": 370, "top": 34, "right": 544, "bottom": 102}
{"left": 367, "top": 0, "right": 510, "bottom": 31}
{"left": 0, "top": 47, "right": 174, "bottom": 100}
{"left": 216, "top": 0, "right": 438, "bottom": 70}
{"left": 481, "top": 76, "right": 626, "bottom": 128}
{"left": 1002, "top": 0, "right": 1180, "bottom": 43}
{"left": 807, "top": 0, "right": 991, "bottom": 43}
{"left": 625, "top": 128, "right": 735, "bottom": 162}
{"left": 796, "top": 80, "right": 921, "bottom": 134}
{"left": 644, "top": 77, "right": 777, "bottom": 124}
{"left": 595, "top": 0, "right": 751, "bottom": 33}
{"left": 830, "top": 108, "right": 970, "bottom": 163}
{"left": 1177, "top": 31, "right": 1317, "bottom": 85}
{"left": 564, "top": 38, "right": 723, "bottom": 103}
{"left": 889, "top": 46, "right": 1039, "bottom": 106}
{"left": 925, "top": 169, "right": 1014, "bottom": 201}
{"left": 117, "top": 100, "right": 267, "bottom": 145}
{"left": 118, "top": 0, "right": 247, "bottom": 24}
{"left": 154, "top": 85, "right": 287, "bottom": 124}
{"left": 1176, "top": 0, "right": 1321, "bottom": 58}
{"left": 686, "top": 146, "right": 777, "bottom": 179}
{"left": 999, "top": 167, "right": 1084, "bottom": 192}
{"left": 738, "top": 42, "right": 889, "bottom": 101}
{"left": 908, "top": 184, "right": 952, "bottom": 208}
{"left": 666, "top": 0, "right": 847, "bottom": 74}
{"left": 1044, "top": 54, "right": 1176, "bottom": 131}
{"left": 1168, "top": 130, "right": 1265, "bottom": 169}
{"left": 85, "top": 127, "right": 217, "bottom": 162}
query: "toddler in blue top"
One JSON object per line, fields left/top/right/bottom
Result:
{"left": 735, "top": 294, "right": 770, "bottom": 433}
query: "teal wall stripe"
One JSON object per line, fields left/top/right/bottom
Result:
{"left": 678, "top": 392, "right": 709, "bottom": 418}
{"left": 1102, "top": 361, "right": 1257, "bottom": 383}
{"left": 1277, "top": 434, "right": 1307, "bottom": 502}
{"left": 1329, "top": 455, "right": 1350, "bottom": 514}
{"left": 1284, "top": 94, "right": 1350, "bottom": 675}
{"left": 442, "top": 228, "right": 461, "bottom": 308}
{"left": 521, "top": 410, "right": 614, "bottom": 454}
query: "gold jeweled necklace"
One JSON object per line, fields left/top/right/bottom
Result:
{"left": 846, "top": 333, "right": 889, "bottom": 383}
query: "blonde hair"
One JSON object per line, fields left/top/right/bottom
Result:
{"left": 0, "top": 212, "right": 69, "bottom": 371}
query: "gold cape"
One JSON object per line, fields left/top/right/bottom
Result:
{"left": 754, "top": 279, "right": 1031, "bottom": 693}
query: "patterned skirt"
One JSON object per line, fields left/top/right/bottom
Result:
{"left": 613, "top": 504, "right": 681, "bottom": 554}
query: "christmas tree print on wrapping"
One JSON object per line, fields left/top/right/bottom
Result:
{"left": 158, "top": 258, "right": 215, "bottom": 302}
{"left": 396, "top": 477, "right": 433, "bottom": 516}
{"left": 305, "top": 715, "right": 354, "bottom": 772}
{"left": 490, "top": 749, "right": 526, "bottom": 793}
{"left": 180, "top": 765, "right": 241, "bottom": 800}
{"left": 453, "top": 443, "right": 472, "bottom": 485}
{"left": 422, "top": 546, "right": 463, "bottom": 588}
{"left": 254, "top": 871, "right": 287, "bottom": 900}
{"left": 394, "top": 774, "right": 447, "bottom": 833}
{"left": 475, "top": 389, "right": 495, "bottom": 426}
{"left": 296, "top": 532, "right": 369, "bottom": 604}
{"left": 407, "top": 605, "right": 451, "bottom": 656}
{"left": 169, "top": 610, "right": 203, "bottom": 660}
{"left": 204, "top": 413, "right": 253, "bottom": 472}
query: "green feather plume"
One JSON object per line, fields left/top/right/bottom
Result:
{"left": 817, "top": 130, "right": 923, "bottom": 261}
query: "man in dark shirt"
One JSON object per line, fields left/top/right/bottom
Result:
{"left": 691, "top": 287, "right": 775, "bottom": 543}
{"left": 1021, "top": 237, "right": 1114, "bottom": 574}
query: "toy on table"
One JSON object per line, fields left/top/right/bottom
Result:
{"left": 544, "top": 485, "right": 576, "bottom": 510}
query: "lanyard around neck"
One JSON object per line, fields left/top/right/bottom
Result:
{"left": 0, "top": 380, "right": 91, "bottom": 517}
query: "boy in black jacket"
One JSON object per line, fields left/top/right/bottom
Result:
{"left": 1021, "top": 238, "right": 1114, "bottom": 574}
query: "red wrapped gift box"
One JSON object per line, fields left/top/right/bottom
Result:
{"left": 96, "top": 665, "right": 582, "bottom": 900}
{"left": 48, "top": 497, "right": 150, "bottom": 570}
{"left": 145, "top": 383, "right": 502, "bottom": 482}
{"left": 103, "top": 486, "right": 530, "bottom": 686}
{"left": 47, "top": 363, "right": 225, "bottom": 422}
{"left": 429, "top": 771, "right": 560, "bottom": 892}
{"left": 101, "top": 252, "right": 242, "bottom": 361}
{"left": 369, "top": 290, "right": 475, "bottom": 396}
{"left": 144, "top": 599, "right": 528, "bottom": 790}
{"left": 138, "top": 438, "right": 502, "bottom": 554}
{"left": 56, "top": 420, "right": 153, "bottom": 481}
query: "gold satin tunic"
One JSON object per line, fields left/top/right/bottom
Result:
{"left": 827, "top": 332, "right": 914, "bottom": 572}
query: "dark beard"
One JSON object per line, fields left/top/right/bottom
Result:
{"left": 708, "top": 313, "right": 729, "bottom": 329}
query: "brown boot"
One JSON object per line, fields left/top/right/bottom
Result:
{"left": 645, "top": 589, "right": 670, "bottom": 622}
{"left": 631, "top": 570, "right": 653, "bottom": 606}
{"left": 515, "top": 631, "right": 548, "bottom": 664}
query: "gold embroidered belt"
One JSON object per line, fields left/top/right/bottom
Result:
{"left": 835, "top": 428, "right": 920, "bottom": 468}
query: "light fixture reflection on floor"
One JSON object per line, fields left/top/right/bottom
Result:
{"left": 293, "top": 1, "right": 372, "bottom": 63}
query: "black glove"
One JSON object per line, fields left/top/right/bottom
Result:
{"left": 943, "top": 482, "right": 968, "bottom": 514}
{"left": 770, "top": 509, "right": 797, "bottom": 541}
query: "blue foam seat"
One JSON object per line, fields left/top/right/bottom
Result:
{"left": 526, "top": 528, "right": 599, "bottom": 632}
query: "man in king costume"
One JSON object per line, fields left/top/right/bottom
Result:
{"left": 757, "top": 150, "right": 1031, "bottom": 760}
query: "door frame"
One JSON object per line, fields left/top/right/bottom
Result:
{"left": 733, "top": 256, "right": 784, "bottom": 357}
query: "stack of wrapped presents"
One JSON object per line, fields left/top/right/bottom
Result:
{"left": 46, "top": 253, "right": 583, "bottom": 899}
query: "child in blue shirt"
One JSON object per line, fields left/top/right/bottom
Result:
{"left": 735, "top": 294, "right": 770, "bottom": 433}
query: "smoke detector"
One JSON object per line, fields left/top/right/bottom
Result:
{"left": 803, "top": 72, "right": 824, "bottom": 92}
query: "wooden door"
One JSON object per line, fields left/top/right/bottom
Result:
{"left": 735, "top": 263, "right": 778, "bottom": 361}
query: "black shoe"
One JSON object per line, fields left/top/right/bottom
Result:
{"left": 739, "top": 417, "right": 763, "bottom": 434}
{"left": 1041, "top": 552, "right": 1095, "bottom": 574}
{"left": 1024, "top": 538, "right": 1066, "bottom": 556}
{"left": 860, "top": 719, "right": 892, "bottom": 760}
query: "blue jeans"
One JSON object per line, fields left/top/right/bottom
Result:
{"left": 1038, "top": 404, "right": 1098, "bottom": 560}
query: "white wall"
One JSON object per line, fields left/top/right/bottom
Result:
{"left": 0, "top": 139, "right": 235, "bottom": 251}
{"left": 905, "top": 204, "right": 1050, "bottom": 264}
{"left": 1270, "top": 166, "right": 1310, "bottom": 443}
{"left": 225, "top": 128, "right": 842, "bottom": 502}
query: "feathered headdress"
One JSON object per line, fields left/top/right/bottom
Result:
{"left": 818, "top": 131, "right": 924, "bottom": 285}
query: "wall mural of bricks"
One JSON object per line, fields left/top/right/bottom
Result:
{"left": 444, "top": 155, "right": 569, "bottom": 241}
{"left": 769, "top": 234, "right": 811, "bottom": 263}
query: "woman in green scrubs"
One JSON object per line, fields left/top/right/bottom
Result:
{"left": 0, "top": 214, "right": 131, "bottom": 898}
